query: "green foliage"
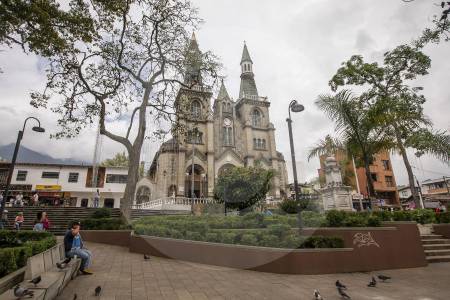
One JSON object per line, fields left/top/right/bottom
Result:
{"left": 436, "top": 212, "right": 450, "bottom": 224}
{"left": 101, "top": 152, "right": 129, "bottom": 167}
{"left": 301, "top": 211, "right": 326, "bottom": 227}
{"left": 214, "top": 166, "right": 274, "bottom": 211}
{"left": 372, "top": 210, "right": 393, "bottom": 221}
{"left": 410, "top": 209, "right": 436, "bottom": 225}
{"left": 0, "top": 230, "right": 56, "bottom": 277}
{"left": 278, "top": 199, "right": 299, "bottom": 214}
{"left": 91, "top": 208, "right": 112, "bottom": 219}
{"left": 325, "top": 210, "right": 382, "bottom": 227}
{"left": 307, "top": 135, "right": 344, "bottom": 161}
{"left": 79, "top": 217, "right": 130, "bottom": 230}
{"left": 325, "top": 210, "right": 347, "bottom": 227}
{"left": 240, "top": 234, "right": 258, "bottom": 246}
{"left": 300, "top": 236, "right": 345, "bottom": 249}
{"left": 392, "top": 210, "right": 413, "bottom": 221}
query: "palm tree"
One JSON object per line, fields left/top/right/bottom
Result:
{"left": 316, "top": 90, "right": 390, "bottom": 199}
{"left": 307, "top": 135, "right": 344, "bottom": 161}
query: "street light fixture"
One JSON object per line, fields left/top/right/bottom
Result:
{"left": 286, "top": 100, "right": 304, "bottom": 224}
{"left": 1, "top": 117, "right": 45, "bottom": 216}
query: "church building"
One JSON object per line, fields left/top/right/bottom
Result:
{"left": 136, "top": 35, "right": 289, "bottom": 204}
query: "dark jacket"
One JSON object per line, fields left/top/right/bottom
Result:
{"left": 63, "top": 230, "right": 84, "bottom": 254}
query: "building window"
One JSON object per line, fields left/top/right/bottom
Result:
{"left": 191, "top": 100, "right": 201, "bottom": 118}
{"left": 254, "top": 138, "right": 266, "bottom": 150}
{"left": 371, "top": 173, "right": 377, "bottom": 182}
{"left": 385, "top": 176, "right": 394, "bottom": 187}
{"left": 106, "top": 174, "right": 128, "bottom": 184}
{"left": 42, "top": 171, "right": 60, "bottom": 179}
{"left": 382, "top": 160, "right": 390, "bottom": 170}
{"left": 187, "top": 130, "right": 203, "bottom": 144}
{"left": 223, "top": 127, "right": 232, "bottom": 146}
{"left": 16, "top": 170, "right": 27, "bottom": 181}
{"left": 251, "top": 109, "right": 262, "bottom": 127}
{"left": 68, "top": 172, "right": 79, "bottom": 183}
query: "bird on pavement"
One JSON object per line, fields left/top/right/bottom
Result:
{"left": 378, "top": 274, "right": 391, "bottom": 282}
{"left": 313, "top": 289, "right": 323, "bottom": 300}
{"left": 29, "top": 275, "right": 41, "bottom": 286}
{"left": 335, "top": 280, "right": 347, "bottom": 290}
{"left": 13, "top": 285, "right": 34, "bottom": 299}
{"left": 144, "top": 254, "right": 151, "bottom": 260}
{"left": 337, "top": 287, "right": 351, "bottom": 299}
{"left": 368, "top": 276, "right": 377, "bottom": 287}
{"left": 73, "top": 294, "right": 78, "bottom": 300}
{"left": 95, "top": 286, "right": 102, "bottom": 296}
{"left": 56, "top": 261, "right": 67, "bottom": 269}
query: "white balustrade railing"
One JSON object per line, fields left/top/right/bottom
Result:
{"left": 132, "top": 197, "right": 216, "bottom": 210}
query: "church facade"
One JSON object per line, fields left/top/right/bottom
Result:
{"left": 136, "top": 36, "right": 289, "bottom": 203}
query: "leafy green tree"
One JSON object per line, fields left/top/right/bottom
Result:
{"left": 316, "top": 90, "right": 390, "bottom": 198}
{"left": 214, "top": 166, "right": 274, "bottom": 211}
{"left": 101, "top": 152, "right": 128, "bottom": 167}
{"left": 329, "top": 43, "right": 449, "bottom": 204}
{"left": 0, "top": 0, "right": 220, "bottom": 220}
{"left": 307, "top": 135, "right": 344, "bottom": 161}
{"left": 0, "top": 0, "right": 95, "bottom": 57}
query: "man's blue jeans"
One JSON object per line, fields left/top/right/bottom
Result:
{"left": 67, "top": 248, "right": 92, "bottom": 271}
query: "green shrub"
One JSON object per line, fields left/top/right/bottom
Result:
{"left": 91, "top": 208, "right": 112, "bottom": 218}
{"left": 436, "top": 212, "right": 450, "bottom": 224}
{"left": 205, "top": 232, "right": 220, "bottom": 243}
{"left": 301, "top": 211, "right": 326, "bottom": 227}
{"left": 300, "top": 236, "right": 344, "bottom": 249}
{"left": 78, "top": 217, "right": 130, "bottom": 230}
{"left": 0, "top": 231, "right": 56, "bottom": 277}
{"left": 280, "top": 234, "right": 303, "bottom": 249}
{"left": 372, "top": 210, "right": 392, "bottom": 221}
{"left": 342, "top": 214, "right": 366, "bottom": 227}
{"left": 411, "top": 209, "right": 436, "bottom": 224}
{"left": 185, "top": 231, "right": 204, "bottom": 241}
{"left": 325, "top": 210, "right": 347, "bottom": 227}
{"left": 367, "top": 215, "right": 381, "bottom": 227}
{"left": 278, "top": 199, "right": 299, "bottom": 214}
{"left": 220, "top": 232, "right": 237, "bottom": 244}
{"left": 267, "top": 224, "right": 291, "bottom": 238}
{"left": 240, "top": 234, "right": 258, "bottom": 246}
{"left": 392, "top": 210, "right": 412, "bottom": 221}
{"left": 258, "top": 234, "right": 280, "bottom": 248}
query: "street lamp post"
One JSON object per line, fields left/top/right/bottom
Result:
{"left": 286, "top": 100, "right": 304, "bottom": 224}
{"left": 1, "top": 117, "right": 45, "bottom": 216}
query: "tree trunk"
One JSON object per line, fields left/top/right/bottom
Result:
{"left": 121, "top": 147, "right": 142, "bottom": 222}
{"left": 363, "top": 153, "right": 376, "bottom": 199}
{"left": 393, "top": 127, "right": 419, "bottom": 205}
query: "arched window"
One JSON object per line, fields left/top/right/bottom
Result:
{"left": 191, "top": 100, "right": 201, "bottom": 118}
{"left": 251, "top": 109, "right": 262, "bottom": 127}
{"left": 253, "top": 138, "right": 257, "bottom": 148}
{"left": 262, "top": 139, "right": 266, "bottom": 149}
{"left": 222, "top": 102, "right": 226, "bottom": 112}
{"left": 223, "top": 127, "right": 232, "bottom": 146}
{"left": 188, "top": 129, "right": 203, "bottom": 144}
{"left": 227, "top": 103, "right": 231, "bottom": 112}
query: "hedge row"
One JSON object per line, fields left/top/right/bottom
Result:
{"left": 371, "top": 209, "right": 439, "bottom": 224}
{"left": 134, "top": 223, "right": 343, "bottom": 249}
{"left": 0, "top": 231, "right": 56, "bottom": 277}
{"left": 76, "top": 217, "right": 131, "bottom": 230}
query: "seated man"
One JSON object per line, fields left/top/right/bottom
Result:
{"left": 64, "top": 221, "right": 93, "bottom": 275}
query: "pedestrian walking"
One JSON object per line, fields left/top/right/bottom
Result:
{"left": 41, "top": 211, "right": 51, "bottom": 231}
{"left": 32, "top": 192, "right": 39, "bottom": 206}
{"left": 33, "top": 212, "right": 44, "bottom": 231}
{"left": 93, "top": 189, "right": 100, "bottom": 208}
{"left": 15, "top": 193, "right": 24, "bottom": 207}
{"left": 14, "top": 212, "right": 24, "bottom": 230}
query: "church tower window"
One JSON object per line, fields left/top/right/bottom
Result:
{"left": 191, "top": 100, "right": 201, "bottom": 118}
{"left": 251, "top": 109, "right": 262, "bottom": 127}
{"left": 223, "top": 127, "right": 232, "bottom": 146}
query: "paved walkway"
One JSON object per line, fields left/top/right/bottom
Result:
{"left": 57, "top": 242, "right": 450, "bottom": 300}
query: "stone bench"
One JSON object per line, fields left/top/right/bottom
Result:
{"left": 0, "top": 244, "right": 81, "bottom": 300}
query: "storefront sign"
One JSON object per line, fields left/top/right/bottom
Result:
{"left": 36, "top": 185, "right": 62, "bottom": 191}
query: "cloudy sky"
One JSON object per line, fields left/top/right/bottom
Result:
{"left": 0, "top": 0, "right": 449, "bottom": 185}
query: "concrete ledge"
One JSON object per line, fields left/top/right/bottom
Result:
{"left": 81, "top": 230, "right": 131, "bottom": 247}
{"left": 0, "top": 267, "right": 26, "bottom": 294}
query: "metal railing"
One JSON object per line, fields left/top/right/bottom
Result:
{"left": 132, "top": 197, "right": 216, "bottom": 210}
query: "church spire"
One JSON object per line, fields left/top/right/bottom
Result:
{"left": 239, "top": 42, "right": 258, "bottom": 99}
{"left": 217, "top": 78, "right": 231, "bottom": 100}
{"left": 184, "top": 32, "right": 202, "bottom": 85}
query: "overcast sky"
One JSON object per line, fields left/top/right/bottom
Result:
{"left": 0, "top": 0, "right": 448, "bottom": 185}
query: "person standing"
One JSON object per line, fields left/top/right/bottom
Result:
{"left": 14, "top": 212, "right": 24, "bottom": 230}
{"left": 93, "top": 189, "right": 100, "bottom": 208}
{"left": 15, "top": 193, "right": 24, "bottom": 207}
{"left": 0, "top": 209, "right": 8, "bottom": 230}
{"left": 41, "top": 211, "right": 51, "bottom": 231}
{"left": 32, "top": 192, "right": 39, "bottom": 206}
{"left": 64, "top": 221, "right": 94, "bottom": 275}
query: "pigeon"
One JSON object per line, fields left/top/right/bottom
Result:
{"left": 56, "top": 262, "right": 67, "bottom": 269}
{"left": 95, "top": 285, "right": 102, "bottom": 296}
{"left": 368, "top": 277, "right": 377, "bottom": 287}
{"left": 73, "top": 294, "right": 78, "bottom": 300}
{"left": 313, "top": 289, "right": 323, "bottom": 300}
{"left": 335, "top": 280, "right": 347, "bottom": 290}
{"left": 337, "top": 287, "right": 351, "bottom": 299}
{"left": 13, "top": 285, "right": 34, "bottom": 298}
{"left": 378, "top": 274, "right": 391, "bottom": 282}
{"left": 144, "top": 254, "right": 151, "bottom": 260}
{"left": 29, "top": 275, "right": 41, "bottom": 286}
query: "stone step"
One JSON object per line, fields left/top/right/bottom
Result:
{"left": 423, "top": 244, "right": 450, "bottom": 250}
{"left": 425, "top": 249, "right": 450, "bottom": 257}
{"left": 421, "top": 239, "right": 450, "bottom": 245}
{"left": 426, "top": 255, "right": 450, "bottom": 263}
{"left": 420, "top": 234, "right": 444, "bottom": 240}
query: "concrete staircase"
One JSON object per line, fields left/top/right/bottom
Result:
{"left": 4, "top": 207, "right": 121, "bottom": 235}
{"left": 421, "top": 234, "right": 450, "bottom": 263}
{"left": 4, "top": 207, "right": 189, "bottom": 235}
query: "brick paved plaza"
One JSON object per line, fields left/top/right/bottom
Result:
{"left": 56, "top": 242, "right": 450, "bottom": 300}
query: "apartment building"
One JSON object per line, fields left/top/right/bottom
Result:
{"left": 0, "top": 162, "right": 128, "bottom": 208}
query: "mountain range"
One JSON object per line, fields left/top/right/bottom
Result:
{"left": 0, "top": 143, "right": 87, "bottom": 165}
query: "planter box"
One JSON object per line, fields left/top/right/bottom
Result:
{"left": 81, "top": 230, "right": 132, "bottom": 247}
{"left": 433, "top": 224, "right": 450, "bottom": 238}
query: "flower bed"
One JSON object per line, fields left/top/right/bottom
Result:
{"left": 0, "top": 231, "right": 56, "bottom": 277}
